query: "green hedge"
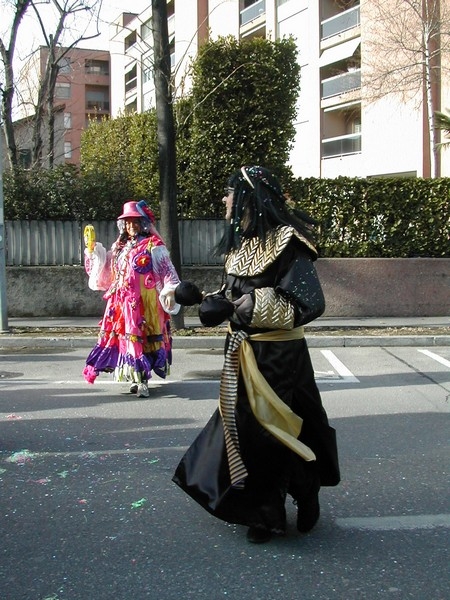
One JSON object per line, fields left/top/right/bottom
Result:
{"left": 288, "top": 177, "right": 450, "bottom": 258}
{"left": 3, "top": 168, "right": 449, "bottom": 257}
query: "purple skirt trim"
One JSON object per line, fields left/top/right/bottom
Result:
{"left": 84, "top": 344, "right": 170, "bottom": 383}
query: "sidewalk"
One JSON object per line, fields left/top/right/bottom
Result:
{"left": 1, "top": 316, "right": 449, "bottom": 348}
{"left": 5, "top": 315, "right": 450, "bottom": 329}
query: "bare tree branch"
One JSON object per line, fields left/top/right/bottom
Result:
{"left": 0, "top": 0, "right": 33, "bottom": 168}
{"left": 363, "top": 0, "right": 450, "bottom": 176}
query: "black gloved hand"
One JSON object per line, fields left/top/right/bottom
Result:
{"left": 199, "top": 293, "right": 234, "bottom": 327}
{"left": 232, "top": 293, "right": 254, "bottom": 324}
{"left": 174, "top": 281, "right": 203, "bottom": 306}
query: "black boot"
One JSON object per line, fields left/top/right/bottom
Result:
{"left": 246, "top": 526, "right": 272, "bottom": 544}
{"left": 295, "top": 477, "right": 321, "bottom": 533}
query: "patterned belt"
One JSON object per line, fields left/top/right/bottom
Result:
{"left": 219, "top": 326, "right": 315, "bottom": 489}
{"left": 219, "top": 330, "right": 249, "bottom": 488}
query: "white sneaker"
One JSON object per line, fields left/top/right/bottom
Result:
{"left": 136, "top": 383, "right": 149, "bottom": 398}
{"left": 129, "top": 383, "right": 138, "bottom": 394}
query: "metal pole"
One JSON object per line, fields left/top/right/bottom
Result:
{"left": 0, "top": 117, "right": 9, "bottom": 333}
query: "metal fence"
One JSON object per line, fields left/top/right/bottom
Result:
{"left": 5, "top": 220, "right": 226, "bottom": 266}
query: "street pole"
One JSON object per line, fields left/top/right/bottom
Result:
{"left": 0, "top": 117, "right": 9, "bottom": 333}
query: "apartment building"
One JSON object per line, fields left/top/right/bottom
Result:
{"left": 15, "top": 46, "right": 110, "bottom": 167}
{"left": 109, "top": 1, "right": 450, "bottom": 178}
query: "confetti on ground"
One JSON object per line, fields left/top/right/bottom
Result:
{"left": 30, "top": 478, "right": 51, "bottom": 485}
{"left": 57, "top": 470, "right": 69, "bottom": 478}
{"left": 6, "top": 414, "right": 22, "bottom": 420}
{"left": 5, "top": 449, "right": 36, "bottom": 464}
{"left": 80, "top": 452, "right": 96, "bottom": 459}
{"left": 131, "top": 498, "right": 147, "bottom": 509}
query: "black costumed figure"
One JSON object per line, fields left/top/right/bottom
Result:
{"left": 173, "top": 166, "right": 340, "bottom": 544}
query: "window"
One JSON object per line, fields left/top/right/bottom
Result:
{"left": 143, "top": 66, "right": 152, "bottom": 83}
{"left": 64, "top": 112, "right": 71, "bottom": 129}
{"left": 58, "top": 57, "right": 72, "bottom": 74}
{"left": 85, "top": 59, "right": 109, "bottom": 76}
{"left": 55, "top": 83, "right": 70, "bottom": 99}
{"left": 141, "top": 18, "right": 152, "bottom": 41}
{"left": 64, "top": 142, "right": 72, "bottom": 159}
{"left": 125, "top": 65, "right": 137, "bottom": 93}
{"left": 125, "top": 99, "right": 137, "bottom": 114}
{"left": 125, "top": 31, "right": 137, "bottom": 51}
{"left": 321, "top": 103, "right": 362, "bottom": 158}
{"left": 240, "top": 0, "right": 266, "bottom": 26}
{"left": 85, "top": 88, "right": 109, "bottom": 111}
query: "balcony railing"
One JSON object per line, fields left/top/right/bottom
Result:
{"left": 322, "top": 133, "right": 361, "bottom": 158}
{"left": 240, "top": 0, "right": 266, "bottom": 26}
{"left": 321, "top": 69, "right": 361, "bottom": 99}
{"left": 86, "top": 100, "right": 110, "bottom": 111}
{"left": 125, "top": 77, "right": 137, "bottom": 93}
{"left": 321, "top": 5, "right": 360, "bottom": 40}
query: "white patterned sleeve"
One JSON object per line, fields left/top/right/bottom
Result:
{"left": 152, "top": 244, "right": 181, "bottom": 314}
{"left": 84, "top": 242, "right": 113, "bottom": 291}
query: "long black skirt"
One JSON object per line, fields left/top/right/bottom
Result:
{"left": 172, "top": 338, "right": 340, "bottom": 532}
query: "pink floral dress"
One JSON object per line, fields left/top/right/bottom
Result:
{"left": 83, "top": 233, "right": 180, "bottom": 385}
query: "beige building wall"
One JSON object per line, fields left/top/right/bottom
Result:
{"left": 107, "top": 0, "right": 447, "bottom": 179}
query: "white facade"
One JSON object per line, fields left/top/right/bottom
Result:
{"left": 108, "top": 0, "right": 445, "bottom": 178}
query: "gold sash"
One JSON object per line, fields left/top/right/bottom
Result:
{"left": 219, "top": 326, "right": 316, "bottom": 488}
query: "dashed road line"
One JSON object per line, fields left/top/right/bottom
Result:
{"left": 336, "top": 513, "right": 450, "bottom": 531}
{"left": 418, "top": 349, "right": 450, "bottom": 368}
{"left": 319, "top": 350, "right": 360, "bottom": 383}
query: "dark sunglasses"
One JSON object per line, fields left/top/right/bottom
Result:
{"left": 224, "top": 187, "right": 234, "bottom": 196}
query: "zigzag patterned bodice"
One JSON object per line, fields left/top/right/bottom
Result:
{"left": 225, "top": 226, "right": 317, "bottom": 277}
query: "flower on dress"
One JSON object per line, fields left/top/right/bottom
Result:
{"left": 132, "top": 250, "right": 153, "bottom": 274}
{"left": 144, "top": 273, "right": 155, "bottom": 288}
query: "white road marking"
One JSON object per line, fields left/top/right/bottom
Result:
{"left": 336, "top": 514, "right": 450, "bottom": 531}
{"left": 418, "top": 349, "right": 450, "bottom": 368}
{"left": 320, "top": 350, "right": 360, "bottom": 383}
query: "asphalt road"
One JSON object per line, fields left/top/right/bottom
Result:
{"left": 0, "top": 345, "right": 449, "bottom": 600}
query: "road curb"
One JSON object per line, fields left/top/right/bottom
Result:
{"left": 1, "top": 334, "right": 449, "bottom": 350}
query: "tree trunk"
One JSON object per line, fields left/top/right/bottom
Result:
{"left": 47, "top": 62, "right": 58, "bottom": 169}
{"left": 1, "top": 84, "right": 17, "bottom": 169}
{"left": 152, "top": 0, "right": 184, "bottom": 329}
{"left": 0, "top": 0, "right": 33, "bottom": 168}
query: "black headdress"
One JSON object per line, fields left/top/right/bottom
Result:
{"left": 216, "top": 165, "right": 317, "bottom": 255}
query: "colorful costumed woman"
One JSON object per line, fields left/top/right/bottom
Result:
{"left": 83, "top": 200, "right": 187, "bottom": 398}
{"left": 173, "top": 166, "right": 340, "bottom": 543}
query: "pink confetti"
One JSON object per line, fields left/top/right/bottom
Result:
{"left": 6, "top": 450, "right": 35, "bottom": 464}
{"left": 6, "top": 414, "right": 22, "bottom": 420}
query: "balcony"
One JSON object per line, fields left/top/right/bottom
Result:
{"left": 86, "top": 100, "right": 110, "bottom": 111}
{"left": 321, "top": 5, "right": 360, "bottom": 41}
{"left": 125, "top": 77, "right": 137, "bottom": 94}
{"left": 240, "top": 0, "right": 265, "bottom": 26}
{"left": 322, "top": 133, "right": 361, "bottom": 158}
{"left": 321, "top": 69, "right": 361, "bottom": 99}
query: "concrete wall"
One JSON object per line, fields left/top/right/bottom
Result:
{"left": 5, "top": 258, "right": 450, "bottom": 318}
